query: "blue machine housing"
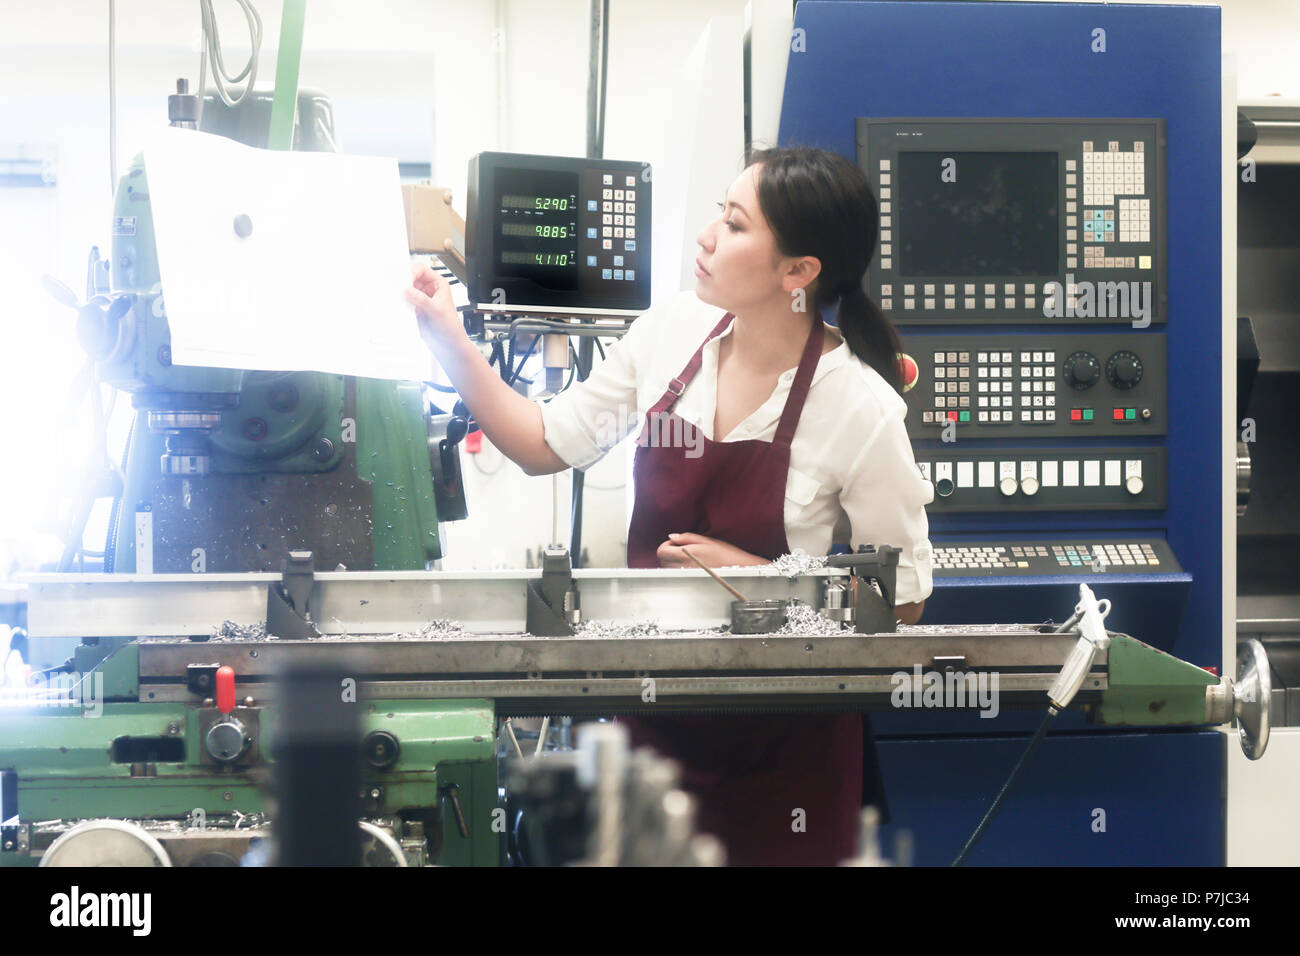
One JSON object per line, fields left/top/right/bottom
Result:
{"left": 781, "top": 1, "right": 1223, "bottom": 864}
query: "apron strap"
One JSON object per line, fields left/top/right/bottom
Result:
{"left": 773, "top": 318, "right": 825, "bottom": 447}
{"left": 648, "top": 312, "right": 735, "bottom": 417}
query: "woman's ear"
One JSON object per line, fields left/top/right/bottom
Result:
{"left": 781, "top": 256, "right": 821, "bottom": 296}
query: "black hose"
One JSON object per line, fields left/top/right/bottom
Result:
{"left": 951, "top": 708, "right": 1058, "bottom": 866}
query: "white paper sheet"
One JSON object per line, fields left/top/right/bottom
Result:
{"left": 143, "top": 127, "right": 435, "bottom": 382}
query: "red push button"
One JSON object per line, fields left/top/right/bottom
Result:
{"left": 1113, "top": 408, "right": 1124, "bottom": 420}
{"left": 1070, "top": 409, "right": 1082, "bottom": 421}
{"left": 898, "top": 353, "right": 919, "bottom": 392}
{"left": 216, "top": 665, "right": 236, "bottom": 714}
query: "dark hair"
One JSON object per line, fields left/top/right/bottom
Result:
{"left": 743, "top": 145, "right": 904, "bottom": 394}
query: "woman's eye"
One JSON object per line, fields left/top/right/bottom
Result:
{"left": 715, "top": 201, "right": 739, "bottom": 231}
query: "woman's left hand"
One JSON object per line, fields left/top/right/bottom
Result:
{"left": 656, "top": 533, "right": 769, "bottom": 569}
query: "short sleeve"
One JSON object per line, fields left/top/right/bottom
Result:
{"left": 838, "top": 400, "right": 935, "bottom": 606}
{"left": 539, "top": 305, "right": 655, "bottom": 472}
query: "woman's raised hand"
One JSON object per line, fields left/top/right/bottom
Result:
{"left": 406, "top": 262, "right": 464, "bottom": 355}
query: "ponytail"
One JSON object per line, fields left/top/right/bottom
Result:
{"left": 837, "top": 284, "right": 905, "bottom": 395}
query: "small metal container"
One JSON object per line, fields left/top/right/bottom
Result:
{"left": 730, "top": 599, "right": 787, "bottom": 634}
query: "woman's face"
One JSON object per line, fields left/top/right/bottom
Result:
{"left": 694, "top": 164, "right": 818, "bottom": 313}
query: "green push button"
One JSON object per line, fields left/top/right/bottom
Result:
{"left": 1125, "top": 408, "right": 1136, "bottom": 420}
{"left": 959, "top": 411, "right": 970, "bottom": 422}
{"left": 1082, "top": 408, "right": 1094, "bottom": 421}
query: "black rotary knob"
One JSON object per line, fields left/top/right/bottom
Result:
{"left": 1106, "top": 351, "right": 1143, "bottom": 389}
{"left": 1064, "top": 351, "right": 1101, "bottom": 389}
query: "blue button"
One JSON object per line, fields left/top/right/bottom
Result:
{"left": 587, "top": 228, "right": 597, "bottom": 238}
{"left": 625, "top": 269, "right": 635, "bottom": 281}
{"left": 614, "top": 255, "right": 623, "bottom": 267}
{"left": 586, "top": 255, "right": 597, "bottom": 267}
{"left": 602, "top": 268, "right": 612, "bottom": 279}
{"left": 613, "top": 270, "right": 624, "bottom": 280}
{"left": 624, "top": 240, "right": 636, "bottom": 251}
{"left": 587, "top": 200, "right": 597, "bottom": 211}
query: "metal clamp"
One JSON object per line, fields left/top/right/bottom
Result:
{"left": 827, "top": 545, "right": 900, "bottom": 634}
{"left": 266, "top": 550, "right": 320, "bottom": 639}
{"left": 526, "top": 547, "right": 580, "bottom": 636}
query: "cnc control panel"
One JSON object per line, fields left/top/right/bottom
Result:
{"left": 857, "top": 117, "right": 1166, "bottom": 325}
{"left": 900, "top": 333, "right": 1165, "bottom": 437}
{"left": 915, "top": 446, "right": 1165, "bottom": 512}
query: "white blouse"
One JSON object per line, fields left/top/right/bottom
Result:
{"left": 539, "top": 290, "right": 935, "bottom": 605}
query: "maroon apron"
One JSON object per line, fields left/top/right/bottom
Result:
{"left": 623, "top": 312, "right": 863, "bottom": 866}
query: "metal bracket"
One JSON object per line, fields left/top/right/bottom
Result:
{"left": 266, "top": 550, "right": 321, "bottom": 639}
{"left": 186, "top": 663, "right": 220, "bottom": 697}
{"left": 827, "top": 544, "right": 900, "bottom": 634}
{"left": 526, "top": 547, "right": 579, "bottom": 636}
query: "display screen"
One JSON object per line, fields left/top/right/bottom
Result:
{"left": 501, "top": 222, "right": 572, "bottom": 239}
{"left": 501, "top": 251, "right": 570, "bottom": 266}
{"left": 897, "top": 151, "right": 1059, "bottom": 277}
{"left": 495, "top": 167, "right": 580, "bottom": 292}
{"left": 502, "top": 194, "right": 571, "bottom": 210}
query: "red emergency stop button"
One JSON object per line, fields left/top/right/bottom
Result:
{"left": 216, "top": 665, "right": 236, "bottom": 714}
{"left": 898, "top": 353, "right": 919, "bottom": 392}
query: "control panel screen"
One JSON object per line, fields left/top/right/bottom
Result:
{"left": 467, "top": 151, "right": 651, "bottom": 316}
{"left": 857, "top": 118, "right": 1165, "bottom": 325}
{"left": 898, "top": 152, "right": 1059, "bottom": 277}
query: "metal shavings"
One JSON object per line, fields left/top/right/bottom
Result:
{"left": 213, "top": 620, "right": 268, "bottom": 641}
{"left": 775, "top": 599, "right": 849, "bottom": 635}
{"left": 387, "top": 619, "right": 475, "bottom": 641}
{"left": 573, "top": 618, "right": 664, "bottom": 639}
{"left": 204, "top": 619, "right": 478, "bottom": 642}
{"left": 895, "top": 622, "right": 1047, "bottom": 635}
{"left": 719, "top": 549, "right": 828, "bottom": 577}
{"left": 571, "top": 619, "right": 742, "bottom": 640}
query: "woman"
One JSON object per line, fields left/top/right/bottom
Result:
{"left": 408, "top": 145, "right": 934, "bottom": 866}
